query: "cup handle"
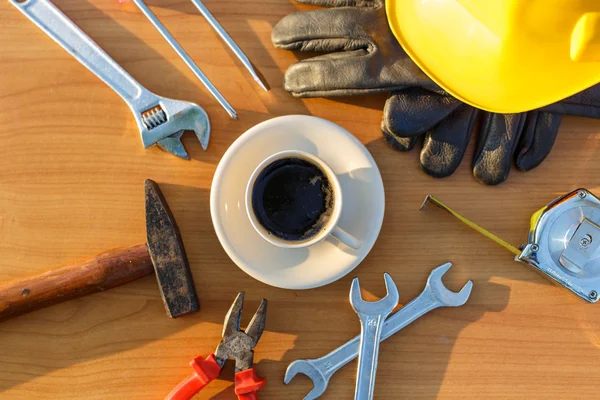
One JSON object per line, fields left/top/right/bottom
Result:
{"left": 330, "top": 226, "right": 361, "bottom": 250}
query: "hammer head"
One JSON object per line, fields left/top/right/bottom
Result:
{"left": 145, "top": 179, "right": 199, "bottom": 318}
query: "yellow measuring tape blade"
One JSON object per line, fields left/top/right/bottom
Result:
{"left": 421, "top": 195, "right": 521, "bottom": 256}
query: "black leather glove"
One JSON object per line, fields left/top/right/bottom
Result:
{"left": 383, "top": 87, "right": 600, "bottom": 184}
{"left": 272, "top": 0, "right": 600, "bottom": 184}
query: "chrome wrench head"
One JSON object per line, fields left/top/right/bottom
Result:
{"left": 427, "top": 262, "right": 473, "bottom": 307}
{"left": 349, "top": 273, "right": 399, "bottom": 316}
{"left": 137, "top": 97, "right": 210, "bottom": 159}
{"left": 284, "top": 360, "right": 328, "bottom": 400}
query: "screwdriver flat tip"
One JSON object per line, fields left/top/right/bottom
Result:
{"left": 254, "top": 75, "right": 269, "bottom": 92}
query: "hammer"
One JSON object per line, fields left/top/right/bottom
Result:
{"left": 0, "top": 180, "right": 199, "bottom": 320}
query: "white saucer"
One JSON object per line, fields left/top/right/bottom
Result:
{"left": 210, "top": 115, "right": 385, "bottom": 289}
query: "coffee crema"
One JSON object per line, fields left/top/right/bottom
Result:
{"left": 251, "top": 157, "right": 334, "bottom": 241}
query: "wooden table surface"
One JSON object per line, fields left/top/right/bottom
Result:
{"left": 2, "top": 1, "right": 600, "bottom": 398}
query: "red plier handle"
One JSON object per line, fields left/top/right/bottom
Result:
{"left": 235, "top": 367, "right": 266, "bottom": 400}
{"left": 165, "top": 354, "right": 222, "bottom": 400}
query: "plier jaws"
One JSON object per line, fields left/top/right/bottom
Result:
{"left": 165, "top": 292, "right": 267, "bottom": 400}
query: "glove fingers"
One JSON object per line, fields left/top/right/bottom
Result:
{"left": 472, "top": 113, "right": 527, "bottom": 185}
{"left": 382, "top": 88, "right": 462, "bottom": 137}
{"left": 272, "top": 8, "right": 365, "bottom": 51}
{"left": 295, "top": 0, "right": 382, "bottom": 7}
{"left": 283, "top": 54, "right": 394, "bottom": 97}
{"left": 382, "top": 131, "right": 420, "bottom": 152}
{"left": 420, "top": 104, "right": 479, "bottom": 178}
{"left": 515, "top": 111, "right": 563, "bottom": 172}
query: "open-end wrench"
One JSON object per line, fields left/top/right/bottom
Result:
{"left": 11, "top": 0, "right": 210, "bottom": 159}
{"left": 285, "top": 263, "right": 473, "bottom": 400}
{"left": 349, "top": 273, "right": 399, "bottom": 400}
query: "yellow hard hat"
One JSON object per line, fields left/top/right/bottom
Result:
{"left": 386, "top": 0, "right": 600, "bottom": 113}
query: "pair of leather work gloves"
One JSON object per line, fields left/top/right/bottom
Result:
{"left": 271, "top": 0, "right": 600, "bottom": 185}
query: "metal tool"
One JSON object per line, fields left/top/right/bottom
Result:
{"left": 188, "top": 0, "right": 269, "bottom": 92}
{"left": 349, "top": 273, "right": 399, "bottom": 400}
{"left": 130, "top": 0, "right": 238, "bottom": 119}
{"left": 11, "top": 0, "right": 210, "bottom": 159}
{"left": 166, "top": 292, "right": 267, "bottom": 400}
{"left": 0, "top": 180, "right": 199, "bottom": 320}
{"left": 422, "top": 189, "right": 600, "bottom": 303}
{"left": 284, "top": 263, "right": 473, "bottom": 400}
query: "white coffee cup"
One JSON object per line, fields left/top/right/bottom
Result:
{"left": 245, "top": 150, "right": 361, "bottom": 250}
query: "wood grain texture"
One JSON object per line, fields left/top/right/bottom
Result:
{"left": 0, "top": 243, "right": 153, "bottom": 321}
{"left": 1, "top": 0, "right": 600, "bottom": 399}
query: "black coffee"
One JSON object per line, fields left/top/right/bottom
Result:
{"left": 251, "top": 157, "right": 334, "bottom": 241}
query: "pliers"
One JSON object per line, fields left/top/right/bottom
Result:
{"left": 166, "top": 292, "right": 267, "bottom": 400}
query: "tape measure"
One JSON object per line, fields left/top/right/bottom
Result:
{"left": 422, "top": 189, "right": 600, "bottom": 303}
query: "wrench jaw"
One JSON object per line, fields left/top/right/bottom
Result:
{"left": 139, "top": 99, "right": 211, "bottom": 158}
{"left": 349, "top": 273, "right": 400, "bottom": 315}
{"left": 284, "top": 360, "right": 328, "bottom": 400}
{"left": 428, "top": 262, "right": 474, "bottom": 307}
{"left": 165, "top": 103, "right": 210, "bottom": 151}
{"left": 189, "top": 106, "right": 210, "bottom": 150}
{"left": 155, "top": 132, "right": 189, "bottom": 159}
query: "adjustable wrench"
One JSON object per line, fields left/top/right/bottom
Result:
{"left": 285, "top": 263, "right": 473, "bottom": 400}
{"left": 349, "top": 273, "right": 399, "bottom": 400}
{"left": 11, "top": 0, "right": 210, "bottom": 159}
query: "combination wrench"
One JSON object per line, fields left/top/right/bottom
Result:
{"left": 349, "top": 273, "right": 399, "bottom": 400}
{"left": 284, "top": 263, "right": 473, "bottom": 400}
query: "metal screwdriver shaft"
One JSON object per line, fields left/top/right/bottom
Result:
{"left": 189, "top": 0, "right": 269, "bottom": 92}
{"left": 132, "top": 0, "right": 238, "bottom": 120}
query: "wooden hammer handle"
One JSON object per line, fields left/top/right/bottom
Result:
{"left": 0, "top": 243, "right": 154, "bottom": 320}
